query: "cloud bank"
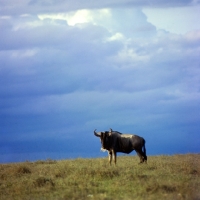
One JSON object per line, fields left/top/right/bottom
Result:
{"left": 0, "top": 0, "right": 199, "bottom": 16}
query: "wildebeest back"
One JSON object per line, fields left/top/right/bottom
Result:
{"left": 117, "top": 134, "right": 134, "bottom": 153}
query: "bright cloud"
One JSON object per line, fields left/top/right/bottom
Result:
{"left": 39, "top": 9, "right": 111, "bottom": 26}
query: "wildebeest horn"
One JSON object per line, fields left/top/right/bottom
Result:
{"left": 94, "top": 129, "right": 100, "bottom": 137}
{"left": 109, "top": 128, "right": 113, "bottom": 136}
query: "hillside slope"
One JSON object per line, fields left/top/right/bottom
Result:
{"left": 0, "top": 154, "right": 199, "bottom": 200}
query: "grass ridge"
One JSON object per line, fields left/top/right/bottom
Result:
{"left": 0, "top": 154, "right": 199, "bottom": 200}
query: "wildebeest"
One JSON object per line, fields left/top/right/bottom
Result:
{"left": 94, "top": 128, "right": 147, "bottom": 165}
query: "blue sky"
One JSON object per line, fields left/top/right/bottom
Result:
{"left": 0, "top": 0, "right": 200, "bottom": 163}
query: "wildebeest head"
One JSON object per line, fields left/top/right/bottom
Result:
{"left": 94, "top": 129, "right": 112, "bottom": 150}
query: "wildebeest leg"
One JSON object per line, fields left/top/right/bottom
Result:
{"left": 136, "top": 149, "right": 144, "bottom": 163}
{"left": 112, "top": 150, "right": 117, "bottom": 165}
{"left": 143, "top": 153, "right": 147, "bottom": 163}
{"left": 108, "top": 151, "right": 112, "bottom": 165}
{"left": 141, "top": 149, "right": 147, "bottom": 163}
{"left": 142, "top": 143, "right": 147, "bottom": 163}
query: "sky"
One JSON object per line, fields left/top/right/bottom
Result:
{"left": 0, "top": 0, "right": 200, "bottom": 163}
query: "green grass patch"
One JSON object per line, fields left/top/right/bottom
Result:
{"left": 0, "top": 154, "right": 199, "bottom": 199}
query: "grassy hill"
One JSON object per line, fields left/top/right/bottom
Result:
{"left": 0, "top": 154, "right": 199, "bottom": 200}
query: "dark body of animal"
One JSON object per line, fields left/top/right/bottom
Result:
{"left": 94, "top": 128, "right": 147, "bottom": 165}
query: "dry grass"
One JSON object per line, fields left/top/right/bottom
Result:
{"left": 0, "top": 154, "right": 199, "bottom": 200}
